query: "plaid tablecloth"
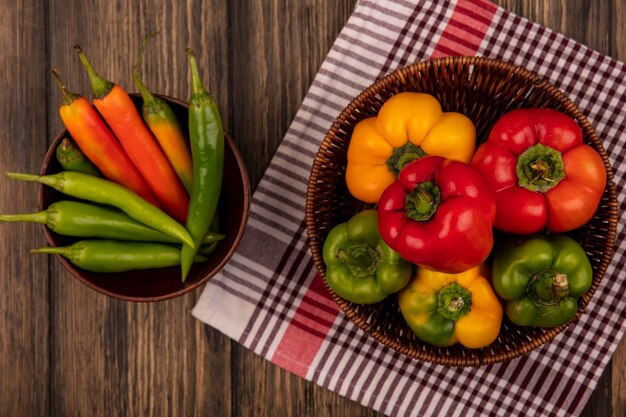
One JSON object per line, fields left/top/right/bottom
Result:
{"left": 192, "top": 1, "right": 626, "bottom": 415}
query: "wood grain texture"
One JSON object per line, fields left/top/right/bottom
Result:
{"left": 0, "top": 0, "right": 624, "bottom": 416}
{"left": 227, "top": 1, "right": 366, "bottom": 416}
{"left": 0, "top": 1, "right": 50, "bottom": 416}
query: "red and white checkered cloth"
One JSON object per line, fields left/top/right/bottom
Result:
{"left": 192, "top": 1, "right": 626, "bottom": 415}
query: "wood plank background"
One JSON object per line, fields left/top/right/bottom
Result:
{"left": 0, "top": 0, "right": 623, "bottom": 416}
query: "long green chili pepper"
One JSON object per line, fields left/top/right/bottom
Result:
{"left": 55, "top": 137, "right": 102, "bottom": 177}
{"left": 31, "top": 239, "right": 208, "bottom": 273}
{"left": 0, "top": 200, "right": 225, "bottom": 245}
{"left": 180, "top": 49, "right": 224, "bottom": 282}
{"left": 5, "top": 171, "right": 194, "bottom": 247}
{"left": 1, "top": 200, "right": 181, "bottom": 242}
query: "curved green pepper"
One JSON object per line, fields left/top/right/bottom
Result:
{"left": 492, "top": 235, "right": 593, "bottom": 328}
{"left": 322, "top": 209, "right": 412, "bottom": 304}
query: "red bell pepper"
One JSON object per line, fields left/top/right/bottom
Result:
{"left": 378, "top": 156, "right": 496, "bottom": 274}
{"left": 471, "top": 108, "right": 606, "bottom": 234}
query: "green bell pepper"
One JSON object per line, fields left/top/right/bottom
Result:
{"left": 492, "top": 235, "right": 593, "bottom": 328}
{"left": 322, "top": 209, "right": 413, "bottom": 304}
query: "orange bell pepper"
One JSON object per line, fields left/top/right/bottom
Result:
{"left": 346, "top": 92, "right": 476, "bottom": 203}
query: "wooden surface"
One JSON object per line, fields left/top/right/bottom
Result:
{"left": 0, "top": 0, "right": 623, "bottom": 416}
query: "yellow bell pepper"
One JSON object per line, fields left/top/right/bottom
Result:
{"left": 346, "top": 92, "right": 476, "bottom": 203}
{"left": 398, "top": 264, "right": 502, "bottom": 349}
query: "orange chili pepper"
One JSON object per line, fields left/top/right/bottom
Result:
{"left": 75, "top": 45, "right": 190, "bottom": 223}
{"left": 133, "top": 32, "right": 194, "bottom": 194}
{"left": 51, "top": 69, "right": 159, "bottom": 206}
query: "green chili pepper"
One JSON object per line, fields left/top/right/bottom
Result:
{"left": 180, "top": 49, "right": 224, "bottom": 282}
{"left": 492, "top": 235, "right": 593, "bottom": 328}
{"left": 55, "top": 137, "right": 102, "bottom": 177}
{"left": 5, "top": 171, "right": 194, "bottom": 247}
{"left": 0, "top": 200, "right": 225, "bottom": 245}
{"left": 201, "top": 231, "right": 226, "bottom": 245}
{"left": 31, "top": 239, "right": 208, "bottom": 273}
{"left": 323, "top": 209, "right": 413, "bottom": 304}
{"left": 199, "top": 241, "right": 219, "bottom": 256}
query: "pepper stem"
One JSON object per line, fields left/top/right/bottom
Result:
{"left": 50, "top": 68, "right": 79, "bottom": 106}
{"left": 132, "top": 32, "right": 160, "bottom": 107}
{"left": 186, "top": 48, "right": 209, "bottom": 96}
{"left": 335, "top": 243, "right": 381, "bottom": 278}
{"left": 405, "top": 181, "right": 441, "bottom": 222}
{"left": 74, "top": 44, "right": 115, "bottom": 99}
{"left": 5, "top": 172, "right": 42, "bottom": 182}
{"left": 0, "top": 211, "right": 48, "bottom": 225}
{"left": 437, "top": 283, "right": 472, "bottom": 321}
{"left": 516, "top": 143, "right": 565, "bottom": 192}
{"left": 31, "top": 245, "right": 82, "bottom": 265}
{"left": 30, "top": 247, "right": 68, "bottom": 255}
{"left": 5, "top": 172, "right": 63, "bottom": 190}
{"left": 528, "top": 269, "right": 570, "bottom": 307}
{"left": 385, "top": 142, "right": 427, "bottom": 178}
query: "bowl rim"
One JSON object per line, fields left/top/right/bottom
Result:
{"left": 305, "top": 56, "right": 619, "bottom": 365}
{"left": 39, "top": 93, "right": 251, "bottom": 302}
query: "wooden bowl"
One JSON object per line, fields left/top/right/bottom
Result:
{"left": 39, "top": 94, "right": 250, "bottom": 302}
{"left": 305, "top": 56, "right": 618, "bottom": 366}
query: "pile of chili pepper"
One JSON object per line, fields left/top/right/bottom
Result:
{"left": 2, "top": 33, "right": 225, "bottom": 282}
{"left": 323, "top": 94, "right": 605, "bottom": 349}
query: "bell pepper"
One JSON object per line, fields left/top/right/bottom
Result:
{"left": 346, "top": 92, "right": 476, "bottom": 203}
{"left": 471, "top": 108, "right": 607, "bottom": 234}
{"left": 378, "top": 155, "right": 496, "bottom": 274}
{"left": 322, "top": 209, "right": 413, "bottom": 304}
{"left": 398, "top": 264, "right": 503, "bottom": 348}
{"left": 492, "top": 235, "right": 593, "bottom": 328}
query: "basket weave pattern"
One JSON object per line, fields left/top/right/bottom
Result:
{"left": 305, "top": 57, "right": 618, "bottom": 366}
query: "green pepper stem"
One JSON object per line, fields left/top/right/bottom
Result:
{"left": 186, "top": 48, "right": 209, "bottom": 96}
{"left": 336, "top": 244, "right": 381, "bottom": 278}
{"left": 405, "top": 181, "right": 441, "bottom": 222}
{"left": 528, "top": 270, "right": 570, "bottom": 306}
{"left": 385, "top": 142, "right": 427, "bottom": 178}
{"left": 516, "top": 143, "right": 565, "bottom": 192}
{"left": 5, "top": 172, "right": 39, "bottom": 182}
{"left": 0, "top": 211, "right": 48, "bottom": 225}
{"left": 51, "top": 68, "right": 79, "bottom": 106}
{"left": 132, "top": 32, "right": 161, "bottom": 108}
{"left": 5, "top": 172, "right": 62, "bottom": 189}
{"left": 74, "top": 44, "right": 115, "bottom": 99}
{"left": 30, "top": 247, "right": 68, "bottom": 255}
{"left": 31, "top": 245, "right": 82, "bottom": 265}
{"left": 437, "top": 283, "right": 472, "bottom": 321}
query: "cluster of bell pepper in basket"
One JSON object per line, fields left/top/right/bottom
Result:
{"left": 323, "top": 92, "right": 606, "bottom": 349}
{"left": 1, "top": 33, "right": 225, "bottom": 282}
